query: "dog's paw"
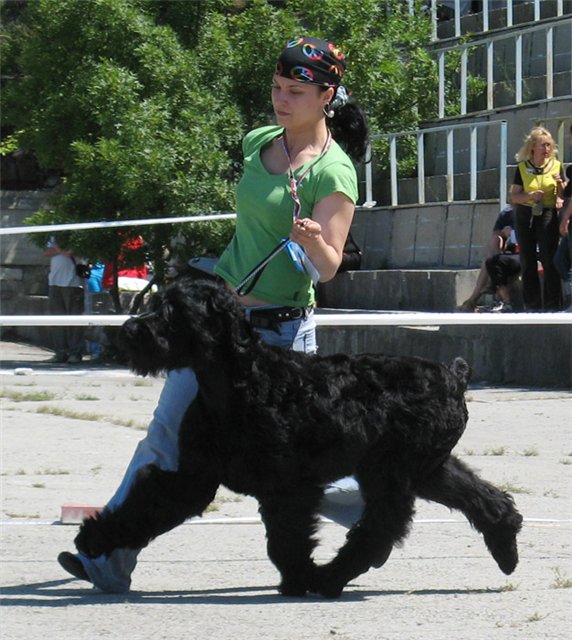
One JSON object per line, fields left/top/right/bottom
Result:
{"left": 484, "top": 528, "right": 520, "bottom": 575}
{"left": 74, "top": 517, "right": 113, "bottom": 559}
{"left": 278, "top": 579, "right": 307, "bottom": 598}
{"left": 308, "top": 566, "right": 346, "bottom": 599}
{"left": 483, "top": 512, "right": 523, "bottom": 575}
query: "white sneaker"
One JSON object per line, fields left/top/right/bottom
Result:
{"left": 491, "top": 301, "right": 513, "bottom": 313}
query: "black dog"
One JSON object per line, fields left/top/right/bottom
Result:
{"left": 76, "top": 278, "right": 523, "bottom": 598}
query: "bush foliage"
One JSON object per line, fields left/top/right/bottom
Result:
{"left": 1, "top": 0, "right": 435, "bottom": 278}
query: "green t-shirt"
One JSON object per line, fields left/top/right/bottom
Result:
{"left": 215, "top": 125, "right": 358, "bottom": 307}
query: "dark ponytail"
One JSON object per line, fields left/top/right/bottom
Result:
{"left": 326, "top": 100, "right": 368, "bottom": 164}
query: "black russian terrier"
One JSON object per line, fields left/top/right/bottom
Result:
{"left": 75, "top": 278, "right": 523, "bottom": 598}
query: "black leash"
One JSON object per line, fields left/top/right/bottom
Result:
{"left": 235, "top": 238, "right": 290, "bottom": 297}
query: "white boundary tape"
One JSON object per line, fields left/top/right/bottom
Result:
{"left": 1, "top": 312, "right": 571, "bottom": 326}
{"left": 2, "top": 516, "right": 571, "bottom": 527}
{"left": 0, "top": 516, "right": 572, "bottom": 527}
{"left": 0, "top": 212, "right": 237, "bottom": 236}
{"left": 2, "top": 215, "right": 570, "bottom": 326}
{"left": 314, "top": 312, "right": 572, "bottom": 326}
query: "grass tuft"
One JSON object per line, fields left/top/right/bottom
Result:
{"left": 1, "top": 389, "right": 56, "bottom": 402}
{"left": 520, "top": 447, "right": 539, "bottom": 457}
{"left": 552, "top": 567, "right": 572, "bottom": 589}
{"left": 483, "top": 446, "right": 508, "bottom": 456}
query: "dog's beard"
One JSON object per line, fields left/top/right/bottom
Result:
{"left": 128, "top": 347, "right": 169, "bottom": 377}
{"left": 120, "top": 319, "right": 176, "bottom": 377}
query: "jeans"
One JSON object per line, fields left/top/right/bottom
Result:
{"left": 77, "top": 308, "right": 363, "bottom": 592}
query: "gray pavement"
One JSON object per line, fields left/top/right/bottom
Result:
{"left": 0, "top": 340, "right": 571, "bottom": 640}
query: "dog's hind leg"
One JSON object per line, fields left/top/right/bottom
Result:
{"left": 258, "top": 488, "right": 323, "bottom": 598}
{"left": 310, "top": 456, "right": 417, "bottom": 599}
{"left": 76, "top": 463, "right": 220, "bottom": 559}
{"left": 416, "top": 454, "right": 523, "bottom": 574}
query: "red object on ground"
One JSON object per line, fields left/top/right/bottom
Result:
{"left": 60, "top": 503, "right": 103, "bottom": 524}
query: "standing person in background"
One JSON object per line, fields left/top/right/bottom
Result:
{"left": 510, "top": 126, "right": 565, "bottom": 311}
{"left": 554, "top": 123, "right": 572, "bottom": 311}
{"left": 43, "top": 236, "right": 84, "bottom": 364}
{"left": 57, "top": 35, "right": 368, "bottom": 593}
{"left": 557, "top": 196, "right": 572, "bottom": 312}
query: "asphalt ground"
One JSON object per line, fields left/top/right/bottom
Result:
{"left": 0, "top": 340, "right": 571, "bottom": 640}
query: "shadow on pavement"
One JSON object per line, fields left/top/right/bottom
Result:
{"left": 1, "top": 577, "right": 507, "bottom": 607}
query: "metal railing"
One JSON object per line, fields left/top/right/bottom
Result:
{"left": 363, "top": 119, "right": 508, "bottom": 207}
{"left": 533, "top": 115, "right": 572, "bottom": 162}
{"left": 435, "top": 19, "right": 572, "bottom": 118}
{"left": 429, "top": 0, "right": 567, "bottom": 41}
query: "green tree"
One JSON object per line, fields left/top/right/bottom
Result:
{"left": 1, "top": 0, "right": 437, "bottom": 305}
{"left": 283, "top": 0, "right": 436, "bottom": 134}
{"left": 2, "top": 0, "right": 243, "bottom": 303}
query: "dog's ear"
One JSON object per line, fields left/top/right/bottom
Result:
{"left": 149, "top": 291, "right": 164, "bottom": 313}
{"left": 206, "top": 283, "right": 255, "bottom": 349}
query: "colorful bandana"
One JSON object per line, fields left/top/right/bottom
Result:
{"left": 276, "top": 36, "right": 346, "bottom": 87}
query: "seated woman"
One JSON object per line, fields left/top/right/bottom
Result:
{"left": 459, "top": 205, "right": 519, "bottom": 312}
{"left": 484, "top": 232, "right": 520, "bottom": 313}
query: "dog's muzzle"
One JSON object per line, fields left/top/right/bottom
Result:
{"left": 120, "top": 315, "right": 155, "bottom": 346}
{"left": 120, "top": 317, "right": 140, "bottom": 341}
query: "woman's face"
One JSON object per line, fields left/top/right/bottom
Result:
{"left": 531, "top": 136, "right": 553, "bottom": 163}
{"left": 271, "top": 74, "right": 333, "bottom": 130}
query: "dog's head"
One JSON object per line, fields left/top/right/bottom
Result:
{"left": 119, "top": 278, "right": 256, "bottom": 376}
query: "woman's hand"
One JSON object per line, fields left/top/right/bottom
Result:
{"left": 529, "top": 189, "right": 544, "bottom": 202}
{"left": 499, "top": 225, "right": 513, "bottom": 240}
{"left": 290, "top": 218, "right": 322, "bottom": 247}
{"left": 510, "top": 184, "right": 543, "bottom": 205}
{"left": 288, "top": 192, "right": 355, "bottom": 283}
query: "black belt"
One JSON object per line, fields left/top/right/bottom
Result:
{"left": 248, "top": 306, "right": 310, "bottom": 332}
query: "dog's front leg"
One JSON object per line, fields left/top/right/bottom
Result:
{"left": 75, "top": 463, "right": 220, "bottom": 558}
{"left": 258, "top": 489, "right": 323, "bottom": 598}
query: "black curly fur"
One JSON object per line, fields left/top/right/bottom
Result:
{"left": 75, "top": 278, "right": 522, "bottom": 598}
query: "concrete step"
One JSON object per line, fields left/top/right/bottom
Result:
{"left": 315, "top": 269, "right": 572, "bottom": 388}
{"left": 373, "top": 168, "right": 501, "bottom": 206}
{"left": 317, "top": 319, "right": 571, "bottom": 388}
{"left": 0, "top": 291, "right": 139, "bottom": 348}
{"left": 317, "top": 269, "right": 486, "bottom": 312}
{"left": 0, "top": 191, "right": 51, "bottom": 272}
{"left": 435, "top": 0, "right": 571, "bottom": 40}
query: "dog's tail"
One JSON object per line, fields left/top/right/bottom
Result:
{"left": 450, "top": 357, "right": 471, "bottom": 391}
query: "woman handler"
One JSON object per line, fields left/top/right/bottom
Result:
{"left": 58, "top": 36, "right": 368, "bottom": 592}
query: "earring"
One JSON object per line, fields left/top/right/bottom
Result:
{"left": 323, "top": 105, "right": 334, "bottom": 118}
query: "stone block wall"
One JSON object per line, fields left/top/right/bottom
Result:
{"left": 1, "top": 190, "right": 52, "bottom": 301}
{"left": 351, "top": 200, "right": 500, "bottom": 270}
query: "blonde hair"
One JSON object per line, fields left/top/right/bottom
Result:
{"left": 515, "top": 126, "right": 559, "bottom": 163}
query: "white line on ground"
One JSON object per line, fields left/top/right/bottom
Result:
{"left": 2, "top": 516, "right": 571, "bottom": 527}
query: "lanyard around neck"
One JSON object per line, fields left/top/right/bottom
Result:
{"left": 280, "top": 131, "right": 332, "bottom": 220}
{"left": 235, "top": 132, "right": 331, "bottom": 297}
{"left": 527, "top": 158, "right": 553, "bottom": 175}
